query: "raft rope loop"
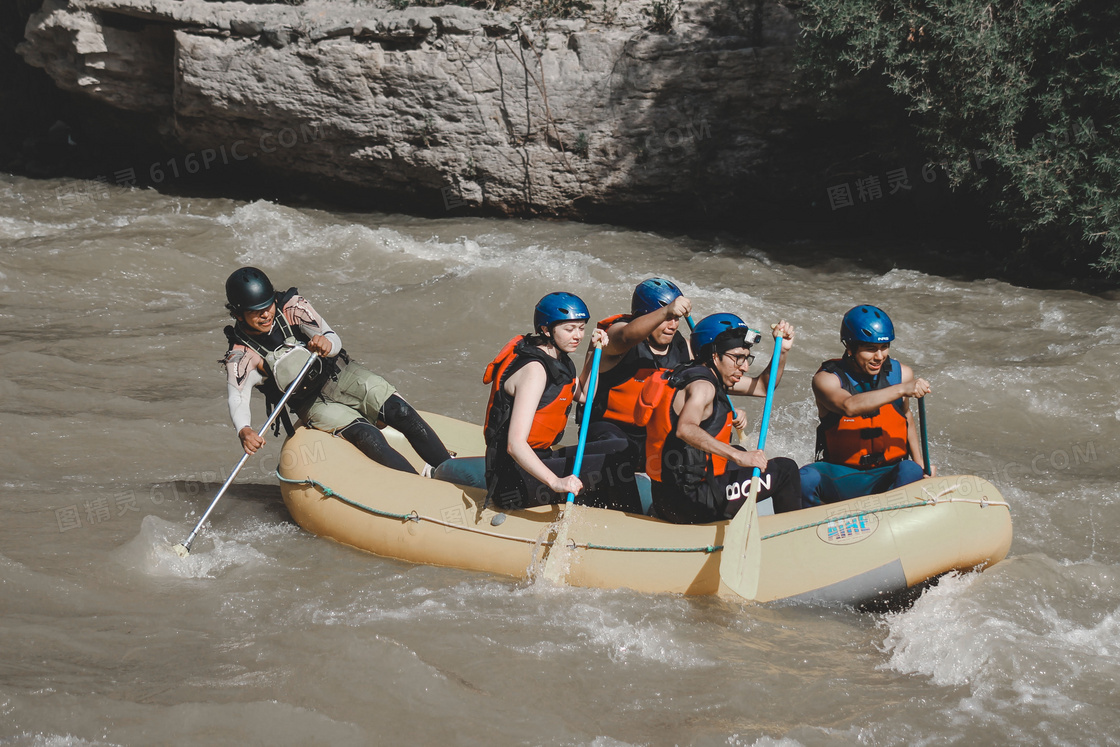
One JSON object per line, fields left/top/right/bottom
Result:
{"left": 277, "top": 474, "right": 1008, "bottom": 552}
{"left": 276, "top": 473, "right": 721, "bottom": 552}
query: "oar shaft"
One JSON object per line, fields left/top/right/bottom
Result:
{"left": 918, "top": 397, "right": 931, "bottom": 475}
{"left": 179, "top": 451, "right": 251, "bottom": 552}
{"left": 565, "top": 346, "right": 602, "bottom": 505}
{"left": 176, "top": 352, "right": 320, "bottom": 554}
{"left": 749, "top": 335, "right": 783, "bottom": 485}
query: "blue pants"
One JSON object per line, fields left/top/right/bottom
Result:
{"left": 799, "top": 460, "right": 925, "bottom": 509}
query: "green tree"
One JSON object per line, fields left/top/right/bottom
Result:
{"left": 799, "top": 0, "right": 1120, "bottom": 276}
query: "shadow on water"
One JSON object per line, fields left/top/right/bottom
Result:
{"left": 164, "top": 479, "right": 290, "bottom": 524}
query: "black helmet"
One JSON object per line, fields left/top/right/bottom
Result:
{"left": 225, "top": 267, "right": 275, "bottom": 313}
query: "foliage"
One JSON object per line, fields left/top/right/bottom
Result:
{"left": 573, "top": 132, "right": 590, "bottom": 157}
{"left": 523, "top": 0, "right": 593, "bottom": 19}
{"left": 798, "top": 0, "right": 1120, "bottom": 276}
{"left": 644, "top": 0, "right": 681, "bottom": 33}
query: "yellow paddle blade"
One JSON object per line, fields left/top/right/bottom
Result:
{"left": 719, "top": 477, "right": 762, "bottom": 601}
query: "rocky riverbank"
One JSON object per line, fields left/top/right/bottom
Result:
{"left": 16, "top": 0, "right": 843, "bottom": 222}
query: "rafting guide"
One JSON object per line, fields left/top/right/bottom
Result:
{"left": 222, "top": 267, "right": 451, "bottom": 474}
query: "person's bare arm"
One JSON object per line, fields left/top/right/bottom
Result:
{"left": 675, "top": 379, "right": 767, "bottom": 472}
{"left": 505, "top": 362, "right": 583, "bottom": 496}
{"left": 729, "top": 320, "right": 795, "bottom": 397}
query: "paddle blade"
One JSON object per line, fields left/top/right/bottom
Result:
{"left": 539, "top": 346, "right": 602, "bottom": 585}
{"left": 540, "top": 507, "right": 577, "bottom": 584}
{"left": 720, "top": 475, "right": 763, "bottom": 600}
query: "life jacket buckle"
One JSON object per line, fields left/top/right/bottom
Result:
{"left": 858, "top": 452, "right": 885, "bottom": 469}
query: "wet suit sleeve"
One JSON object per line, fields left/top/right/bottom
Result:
{"left": 284, "top": 295, "right": 342, "bottom": 357}
{"left": 225, "top": 346, "right": 264, "bottom": 432}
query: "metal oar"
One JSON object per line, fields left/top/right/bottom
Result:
{"left": 173, "top": 352, "right": 319, "bottom": 558}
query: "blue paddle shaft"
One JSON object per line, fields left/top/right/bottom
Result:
{"left": 918, "top": 396, "right": 931, "bottom": 475}
{"left": 685, "top": 315, "right": 781, "bottom": 479}
{"left": 752, "top": 338, "right": 783, "bottom": 478}
{"left": 565, "top": 345, "right": 602, "bottom": 505}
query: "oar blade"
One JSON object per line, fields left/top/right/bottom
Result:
{"left": 719, "top": 474, "right": 763, "bottom": 599}
{"left": 719, "top": 331, "right": 783, "bottom": 601}
{"left": 539, "top": 346, "right": 602, "bottom": 585}
{"left": 540, "top": 505, "right": 577, "bottom": 584}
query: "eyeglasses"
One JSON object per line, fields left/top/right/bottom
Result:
{"left": 722, "top": 352, "right": 755, "bottom": 367}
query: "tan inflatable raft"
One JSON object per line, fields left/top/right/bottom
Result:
{"left": 277, "top": 413, "right": 1013, "bottom": 605}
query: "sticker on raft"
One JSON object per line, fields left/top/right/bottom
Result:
{"left": 817, "top": 513, "right": 879, "bottom": 545}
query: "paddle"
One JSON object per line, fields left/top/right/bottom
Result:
{"left": 173, "top": 351, "right": 320, "bottom": 558}
{"left": 718, "top": 330, "right": 783, "bottom": 602}
{"left": 541, "top": 344, "right": 602, "bottom": 583}
{"left": 918, "top": 397, "right": 931, "bottom": 476}
{"left": 685, "top": 316, "right": 747, "bottom": 444}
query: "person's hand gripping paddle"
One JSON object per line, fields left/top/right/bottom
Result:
{"left": 173, "top": 351, "right": 320, "bottom": 558}
{"left": 541, "top": 342, "right": 603, "bottom": 583}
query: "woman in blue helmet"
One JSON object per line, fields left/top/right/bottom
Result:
{"left": 639, "top": 313, "right": 802, "bottom": 523}
{"left": 799, "top": 305, "right": 933, "bottom": 507}
{"left": 482, "top": 292, "right": 630, "bottom": 510}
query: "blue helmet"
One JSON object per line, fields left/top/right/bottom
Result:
{"left": 534, "top": 292, "right": 590, "bottom": 331}
{"left": 840, "top": 305, "right": 895, "bottom": 345}
{"left": 691, "top": 313, "right": 762, "bottom": 357}
{"left": 631, "top": 278, "right": 683, "bottom": 317}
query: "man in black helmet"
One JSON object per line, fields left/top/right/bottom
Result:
{"left": 222, "top": 267, "right": 450, "bottom": 475}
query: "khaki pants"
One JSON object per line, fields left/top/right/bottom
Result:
{"left": 296, "top": 362, "right": 396, "bottom": 434}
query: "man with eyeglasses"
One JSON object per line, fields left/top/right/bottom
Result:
{"left": 799, "top": 305, "right": 932, "bottom": 508}
{"left": 637, "top": 313, "right": 802, "bottom": 523}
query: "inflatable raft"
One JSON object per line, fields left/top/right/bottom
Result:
{"left": 276, "top": 413, "right": 1013, "bottom": 605}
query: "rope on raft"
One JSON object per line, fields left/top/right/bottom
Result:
{"left": 276, "top": 472, "right": 722, "bottom": 552}
{"left": 276, "top": 474, "right": 1008, "bottom": 551}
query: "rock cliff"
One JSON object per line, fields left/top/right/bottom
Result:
{"left": 18, "top": 0, "right": 812, "bottom": 220}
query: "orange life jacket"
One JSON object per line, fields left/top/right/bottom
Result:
{"left": 590, "top": 314, "right": 692, "bottom": 430}
{"left": 483, "top": 335, "right": 577, "bottom": 451}
{"left": 638, "top": 364, "right": 732, "bottom": 483}
{"left": 816, "top": 356, "right": 909, "bottom": 469}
